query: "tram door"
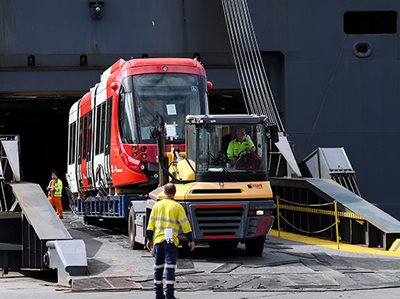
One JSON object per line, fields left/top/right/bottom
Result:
{"left": 92, "top": 93, "right": 112, "bottom": 189}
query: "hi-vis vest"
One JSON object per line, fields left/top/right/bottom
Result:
{"left": 48, "top": 179, "right": 63, "bottom": 197}
{"left": 147, "top": 198, "right": 192, "bottom": 246}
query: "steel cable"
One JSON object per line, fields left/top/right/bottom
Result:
{"left": 223, "top": 0, "right": 257, "bottom": 113}
{"left": 278, "top": 197, "right": 335, "bottom": 207}
{"left": 280, "top": 214, "right": 337, "bottom": 234}
{"left": 241, "top": 0, "right": 283, "bottom": 129}
{"left": 222, "top": 0, "right": 251, "bottom": 113}
{"left": 231, "top": 0, "right": 266, "bottom": 116}
{"left": 238, "top": 0, "right": 276, "bottom": 122}
{"left": 221, "top": 0, "right": 284, "bottom": 131}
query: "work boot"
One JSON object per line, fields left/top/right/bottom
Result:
{"left": 155, "top": 295, "right": 165, "bottom": 299}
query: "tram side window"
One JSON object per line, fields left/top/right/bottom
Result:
{"left": 68, "top": 121, "right": 77, "bottom": 165}
{"left": 119, "top": 91, "right": 137, "bottom": 144}
{"left": 100, "top": 102, "right": 106, "bottom": 153}
{"left": 82, "top": 115, "right": 88, "bottom": 160}
{"left": 78, "top": 118, "right": 83, "bottom": 164}
{"left": 105, "top": 99, "right": 112, "bottom": 155}
{"left": 95, "top": 105, "right": 101, "bottom": 155}
{"left": 87, "top": 111, "right": 93, "bottom": 160}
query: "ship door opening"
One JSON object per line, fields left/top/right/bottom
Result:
{"left": 208, "top": 90, "right": 247, "bottom": 114}
{"left": 0, "top": 91, "right": 246, "bottom": 192}
{"left": 0, "top": 96, "right": 79, "bottom": 194}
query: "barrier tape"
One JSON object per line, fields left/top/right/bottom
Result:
{"left": 278, "top": 203, "right": 366, "bottom": 220}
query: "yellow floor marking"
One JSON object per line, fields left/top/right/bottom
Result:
{"left": 269, "top": 229, "right": 400, "bottom": 257}
{"left": 389, "top": 239, "right": 400, "bottom": 253}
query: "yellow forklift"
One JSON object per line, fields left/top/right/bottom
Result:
{"left": 128, "top": 114, "right": 276, "bottom": 256}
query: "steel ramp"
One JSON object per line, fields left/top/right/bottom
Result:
{"left": 10, "top": 183, "right": 71, "bottom": 240}
{"left": 271, "top": 177, "right": 400, "bottom": 249}
{"left": 0, "top": 182, "right": 87, "bottom": 285}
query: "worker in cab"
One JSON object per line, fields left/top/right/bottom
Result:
{"left": 227, "top": 128, "right": 256, "bottom": 161}
{"left": 146, "top": 183, "right": 195, "bottom": 299}
{"left": 47, "top": 171, "right": 63, "bottom": 219}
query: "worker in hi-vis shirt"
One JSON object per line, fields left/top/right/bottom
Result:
{"left": 47, "top": 171, "right": 63, "bottom": 219}
{"left": 227, "top": 128, "right": 255, "bottom": 160}
{"left": 146, "top": 183, "right": 195, "bottom": 299}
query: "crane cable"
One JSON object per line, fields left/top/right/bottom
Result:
{"left": 221, "top": 0, "right": 284, "bottom": 132}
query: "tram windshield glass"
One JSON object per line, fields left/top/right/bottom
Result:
{"left": 133, "top": 73, "right": 206, "bottom": 142}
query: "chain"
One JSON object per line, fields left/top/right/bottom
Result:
{"left": 280, "top": 214, "right": 337, "bottom": 234}
{"left": 277, "top": 196, "right": 334, "bottom": 207}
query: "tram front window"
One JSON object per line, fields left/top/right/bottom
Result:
{"left": 196, "top": 124, "right": 267, "bottom": 173}
{"left": 133, "top": 73, "right": 206, "bottom": 142}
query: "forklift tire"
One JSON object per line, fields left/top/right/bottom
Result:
{"left": 83, "top": 216, "right": 98, "bottom": 226}
{"left": 209, "top": 241, "right": 239, "bottom": 251}
{"left": 245, "top": 235, "right": 266, "bottom": 256}
{"left": 128, "top": 207, "right": 143, "bottom": 250}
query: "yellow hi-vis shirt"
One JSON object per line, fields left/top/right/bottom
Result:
{"left": 227, "top": 135, "right": 255, "bottom": 158}
{"left": 147, "top": 198, "right": 192, "bottom": 246}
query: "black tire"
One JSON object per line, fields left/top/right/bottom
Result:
{"left": 128, "top": 207, "right": 143, "bottom": 250}
{"left": 245, "top": 235, "right": 266, "bottom": 256}
{"left": 65, "top": 187, "right": 78, "bottom": 215}
{"left": 209, "top": 241, "right": 239, "bottom": 251}
{"left": 83, "top": 215, "right": 99, "bottom": 226}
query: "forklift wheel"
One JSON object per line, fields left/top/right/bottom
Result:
{"left": 83, "top": 216, "right": 98, "bottom": 226}
{"left": 128, "top": 207, "right": 143, "bottom": 250}
{"left": 209, "top": 241, "right": 239, "bottom": 251}
{"left": 245, "top": 235, "right": 266, "bottom": 256}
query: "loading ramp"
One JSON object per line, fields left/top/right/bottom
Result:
{"left": 0, "top": 136, "right": 87, "bottom": 285}
{"left": 271, "top": 177, "right": 400, "bottom": 250}
{"left": 0, "top": 183, "right": 88, "bottom": 284}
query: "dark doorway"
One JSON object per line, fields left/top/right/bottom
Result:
{"left": 208, "top": 90, "right": 247, "bottom": 114}
{"left": 0, "top": 97, "right": 79, "bottom": 193}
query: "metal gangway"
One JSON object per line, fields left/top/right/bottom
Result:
{"left": 0, "top": 136, "right": 87, "bottom": 284}
{"left": 221, "top": 0, "right": 400, "bottom": 250}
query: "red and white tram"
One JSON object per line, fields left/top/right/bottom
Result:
{"left": 67, "top": 58, "right": 209, "bottom": 200}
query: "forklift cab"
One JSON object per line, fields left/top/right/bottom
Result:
{"left": 184, "top": 115, "right": 270, "bottom": 182}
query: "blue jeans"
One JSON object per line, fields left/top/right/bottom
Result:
{"left": 154, "top": 241, "right": 178, "bottom": 299}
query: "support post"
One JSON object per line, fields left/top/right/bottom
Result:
{"left": 277, "top": 196, "right": 281, "bottom": 238}
{"left": 334, "top": 200, "right": 340, "bottom": 249}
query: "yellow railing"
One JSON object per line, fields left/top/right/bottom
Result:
{"left": 276, "top": 196, "right": 365, "bottom": 250}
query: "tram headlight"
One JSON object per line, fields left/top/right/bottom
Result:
{"left": 141, "top": 153, "right": 148, "bottom": 160}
